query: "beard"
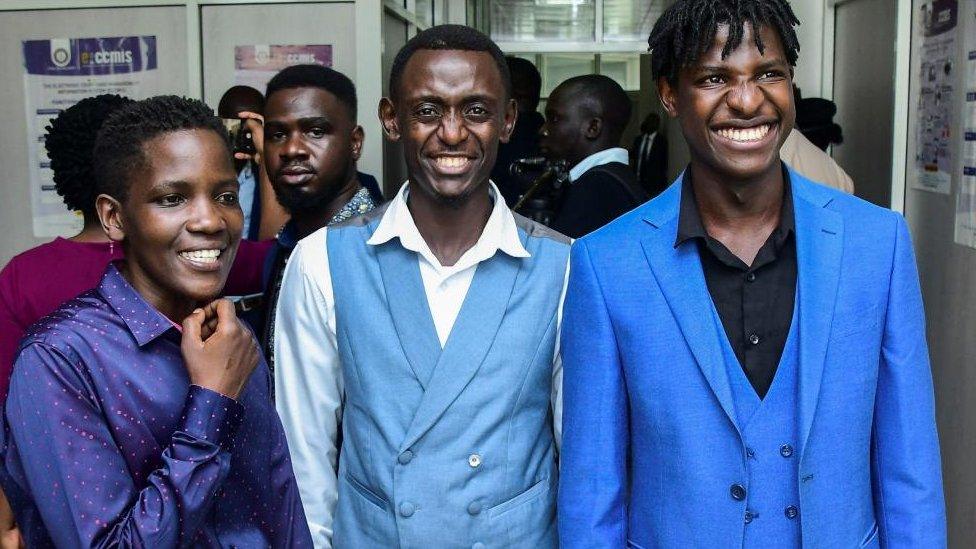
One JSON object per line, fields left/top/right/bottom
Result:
{"left": 273, "top": 183, "right": 340, "bottom": 215}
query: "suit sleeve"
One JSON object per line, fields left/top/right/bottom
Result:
{"left": 871, "top": 215, "right": 946, "bottom": 547}
{"left": 557, "top": 239, "right": 629, "bottom": 548}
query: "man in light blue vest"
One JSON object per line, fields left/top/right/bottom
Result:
{"left": 274, "top": 25, "right": 568, "bottom": 548}
{"left": 559, "top": 1, "right": 946, "bottom": 547}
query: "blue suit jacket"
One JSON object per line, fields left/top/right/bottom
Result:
{"left": 558, "top": 169, "right": 946, "bottom": 548}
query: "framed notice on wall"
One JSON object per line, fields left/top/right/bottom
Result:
{"left": 911, "top": 0, "right": 958, "bottom": 195}
{"left": 953, "top": 3, "right": 976, "bottom": 248}
{"left": 21, "top": 36, "right": 162, "bottom": 238}
{"left": 234, "top": 44, "right": 332, "bottom": 93}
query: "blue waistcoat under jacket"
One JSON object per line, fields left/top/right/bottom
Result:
{"left": 722, "top": 304, "right": 801, "bottom": 547}
{"left": 326, "top": 206, "right": 570, "bottom": 549}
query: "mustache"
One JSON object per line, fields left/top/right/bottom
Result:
{"left": 275, "top": 162, "right": 317, "bottom": 177}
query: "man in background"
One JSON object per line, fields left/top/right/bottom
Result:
{"left": 630, "top": 111, "right": 669, "bottom": 197}
{"left": 491, "top": 56, "right": 545, "bottom": 206}
{"left": 250, "top": 64, "right": 376, "bottom": 377}
{"left": 541, "top": 74, "right": 647, "bottom": 238}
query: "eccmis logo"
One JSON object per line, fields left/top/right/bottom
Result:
{"left": 79, "top": 49, "right": 134, "bottom": 66}
{"left": 49, "top": 39, "right": 71, "bottom": 68}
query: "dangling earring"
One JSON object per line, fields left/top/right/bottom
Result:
{"left": 110, "top": 241, "right": 114, "bottom": 255}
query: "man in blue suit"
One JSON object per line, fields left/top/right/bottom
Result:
{"left": 558, "top": 1, "right": 946, "bottom": 547}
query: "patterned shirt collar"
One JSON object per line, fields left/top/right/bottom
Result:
{"left": 275, "top": 186, "right": 378, "bottom": 251}
{"left": 96, "top": 263, "right": 178, "bottom": 347}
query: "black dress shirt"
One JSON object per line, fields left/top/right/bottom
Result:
{"left": 675, "top": 168, "right": 797, "bottom": 399}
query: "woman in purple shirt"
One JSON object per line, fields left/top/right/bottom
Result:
{"left": 1, "top": 96, "right": 311, "bottom": 547}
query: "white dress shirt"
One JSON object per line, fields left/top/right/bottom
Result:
{"left": 274, "top": 181, "right": 568, "bottom": 548}
{"left": 568, "top": 146, "right": 630, "bottom": 182}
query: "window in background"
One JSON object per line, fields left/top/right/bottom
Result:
{"left": 490, "top": 0, "right": 596, "bottom": 42}
{"left": 489, "top": 0, "right": 662, "bottom": 43}
{"left": 602, "top": 0, "right": 659, "bottom": 41}
{"left": 510, "top": 52, "right": 640, "bottom": 112}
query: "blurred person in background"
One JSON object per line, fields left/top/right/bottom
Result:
{"left": 541, "top": 74, "right": 647, "bottom": 238}
{"left": 491, "top": 56, "right": 545, "bottom": 206}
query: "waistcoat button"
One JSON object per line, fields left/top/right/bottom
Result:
{"left": 785, "top": 505, "right": 799, "bottom": 519}
{"left": 399, "top": 502, "right": 415, "bottom": 517}
{"left": 780, "top": 444, "right": 794, "bottom": 458}
{"left": 730, "top": 484, "right": 747, "bottom": 501}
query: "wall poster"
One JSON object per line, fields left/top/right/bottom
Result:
{"left": 233, "top": 44, "right": 333, "bottom": 92}
{"left": 22, "top": 36, "right": 161, "bottom": 237}
{"left": 912, "top": 0, "right": 958, "bottom": 194}
{"left": 953, "top": 2, "right": 976, "bottom": 248}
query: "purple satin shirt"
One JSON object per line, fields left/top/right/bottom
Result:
{"left": 1, "top": 265, "right": 312, "bottom": 547}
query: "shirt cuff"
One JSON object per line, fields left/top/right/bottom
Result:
{"left": 178, "top": 385, "right": 244, "bottom": 447}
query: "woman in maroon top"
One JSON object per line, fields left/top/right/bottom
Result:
{"left": 0, "top": 95, "right": 131, "bottom": 402}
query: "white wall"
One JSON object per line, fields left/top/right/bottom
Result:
{"left": 791, "top": 0, "right": 827, "bottom": 97}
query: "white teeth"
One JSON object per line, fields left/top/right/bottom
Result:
{"left": 435, "top": 157, "right": 469, "bottom": 168}
{"left": 180, "top": 249, "right": 221, "bottom": 263}
{"left": 717, "top": 124, "right": 771, "bottom": 142}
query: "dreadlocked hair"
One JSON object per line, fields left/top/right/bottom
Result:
{"left": 647, "top": 0, "right": 800, "bottom": 83}
{"left": 44, "top": 94, "right": 133, "bottom": 216}
{"left": 93, "top": 95, "right": 230, "bottom": 203}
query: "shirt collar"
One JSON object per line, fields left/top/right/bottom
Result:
{"left": 276, "top": 220, "right": 299, "bottom": 250}
{"left": 97, "top": 263, "right": 179, "bottom": 347}
{"left": 569, "top": 147, "right": 630, "bottom": 182}
{"left": 275, "top": 186, "right": 378, "bottom": 251}
{"left": 674, "top": 163, "right": 796, "bottom": 248}
{"left": 366, "top": 180, "right": 531, "bottom": 269}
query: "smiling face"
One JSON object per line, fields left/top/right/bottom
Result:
{"left": 263, "top": 86, "right": 362, "bottom": 215}
{"left": 380, "top": 49, "right": 516, "bottom": 204}
{"left": 104, "top": 129, "right": 242, "bottom": 317}
{"left": 658, "top": 22, "right": 795, "bottom": 183}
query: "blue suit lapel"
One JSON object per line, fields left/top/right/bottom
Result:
{"left": 791, "top": 172, "right": 844, "bottom": 457}
{"left": 400, "top": 250, "right": 521, "bottom": 452}
{"left": 640, "top": 179, "right": 740, "bottom": 431}
{"left": 376, "top": 242, "right": 442, "bottom": 389}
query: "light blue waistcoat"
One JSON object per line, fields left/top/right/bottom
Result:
{"left": 326, "top": 206, "right": 570, "bottom": 549}
{"left": 719, "top": 302, "right": 802, "bottom": 547}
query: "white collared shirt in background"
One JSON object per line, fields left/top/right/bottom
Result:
{"left": 568, "top": 146, "right": 630, "bottom": 182}
{"left": 273, "top": 181, "right": 569, "bottom": 548}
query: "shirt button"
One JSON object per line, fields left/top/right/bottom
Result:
{"left": 399, "top": 502, "right": 416, "bottom": 517}
{"left": 730, "top": 483, "right": 747, "bottom": 501}
{"left": 744, "top": 510, "right": 756, "bottom": 524}
{"left": 467, "top": 501, "right": 483, "bottom": 515}
{"left": 468, "top": 453, "right": 482, "bottom": 468}
{"left": 749, "top": 334, "right": 760, "bottom": 345}
{"left": 780, "top": 444, "right": 794, "bottom": 458}
{"left": 398, "top": 450, "right": 414, "bottom": 465}
{"left": 746, "top": 272, "right": 757, "bottom": 283}
{"left": 785, "top": 505, "right": 799, "bottom": 520}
